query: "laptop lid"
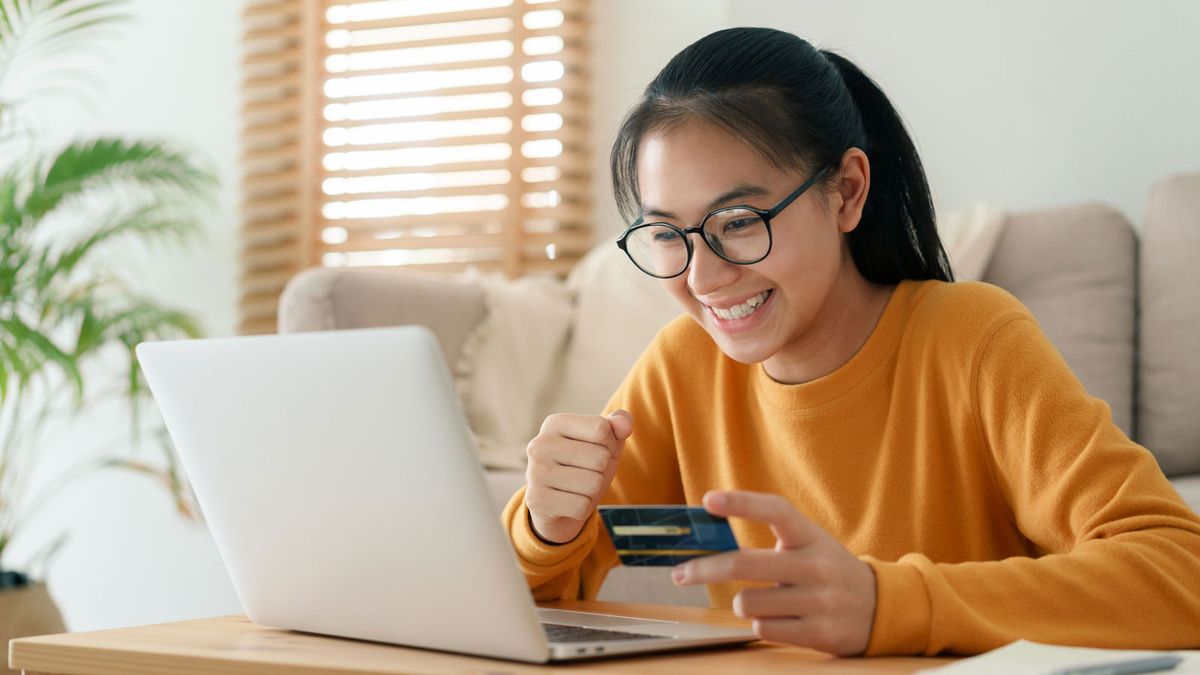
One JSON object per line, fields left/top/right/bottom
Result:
{"left": 137, "top": 326, "right": 551, "bottom": 662}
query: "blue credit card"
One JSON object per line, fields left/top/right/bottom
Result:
{"left": 599, "top": 505, "right": 739, "bottom": 566}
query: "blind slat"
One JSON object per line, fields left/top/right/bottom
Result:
{"left": 326, "top": 81, "right": 513, "bottom": 104}
{"left": 243, "top": 72, "right": 303, "bottom": 98}
{"left": 326, "top": 48, "right": 585, "bottom": 79}
{"left": 242, "top": 221, "right": 300, "bottom": 246}
{"left": 326, "top": 229, "right": 592, "bottom": 253}
{"left": 328, "top": 100, "right": 586, "bottom": 128}
{"left": 242, "top": 247, "right": 301, "bottom": 269}
{"left": 321, "top": 204, "right": 591, "bottom": 231}
{"left": 243, "top": 170, "right": 301, "bottom": 194}
{"left": 243, "top": 97, "right": 301, "bottom": 118}
{"left": 323, "top": 153, "right": 584, "bottom": 178}
{"left": 324, "top": 185, "right": 508, "bottom": 202}
{"left": 241, "top": 143, "right": 302, "bottom": 164}
{"left": 243, "top": 45, "right": 301, "bottom": 67}
{"left": 323, "top": 177, "right": 588, "bottom": 202}
{"left": 325, "top": 31, "right": 516, "bottom": 56}
{"left": 314, "top": 254, "right": 580, "bottom": 277}
{"left": 325, "top": 55, "right": 513, "bottom": 78}
{"left": 325, "top": 7, "right": 512, "bottom": 33}
{"left": 244, "top": 69, "right": 302, "bottom": 90}
{"left": 241, "top": 119, "right": 300, "bottom": 143}
{"left": 245, "top": 21, "right": 302, "bottom": 43}
{"left": 243, "top": 193, "right": 300, "bottom": 215}
{"left": 319, "top": 126, "right": 581, "bottom": 154}
{"left": 243, "top": 2, "right": 297, "bottom": 20}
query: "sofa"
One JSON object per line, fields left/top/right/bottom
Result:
{"left": 278, "top": 172, "right": 1200, "bottom": 606}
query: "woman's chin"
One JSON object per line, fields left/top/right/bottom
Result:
{"left": 689, "top": 309, "right": 778, "bottom": 364}
{"left": 710, "top": 332, "right": 776, "bottom": 365}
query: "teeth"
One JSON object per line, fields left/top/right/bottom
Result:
{"left": 712, "top": 291, "right": 770, "bottom": 321}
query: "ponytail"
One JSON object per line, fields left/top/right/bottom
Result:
{"left": 820, "top": 50, "right": 953, "bottom": 283}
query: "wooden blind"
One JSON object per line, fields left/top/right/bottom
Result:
{"left": 239, "top": 0, "right": 592, "bottom": 334}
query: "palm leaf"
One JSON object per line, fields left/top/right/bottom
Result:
{"left": 22, "top": 138, "right": 214, "bottom": 222}
{"left": 0, "top": 169, "right": 18, "bottom": 228}
{"left": 32, "top": 201, "right": 200, "bottom": 294}
{"left": 76, "top": 296, "right": 201, "bottom": 357}
{"left": 0, "top": 348, "right": 9, "bottom": 401}
{"left": 0, "top": 315, "right": 82, "bottom": 399}
{"left": 0, "top": 1, "right": 127, "bottom": 102}
{"left": 93, "top": 455, "right": 196, "bottom": 520}
{"left": 0, "top": 249, "right": 30, "bottom": 303}
{"left": 71, "top": 299, "right": 99, "bottom": 357}
{"left": 9, "top": 20, "right": 124, "bottom": 72}
{"left": 108, "top": 300, "right": 200, "bottom": 438}
{"left": 0, "top": 0, "right": 212, "bottom": 563}
{"left": 0, "top": 340, "right": 27, "bottom": 384}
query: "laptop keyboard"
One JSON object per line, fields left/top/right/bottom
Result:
{"left": 541, "top": 622, "right": 660, "bottom": 643}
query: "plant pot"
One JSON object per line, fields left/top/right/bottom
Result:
{"left": 0, "top": 580, "right": 66, "bottom": 675}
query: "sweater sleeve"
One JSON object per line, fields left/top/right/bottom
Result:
{"left": 502, "top": 332, "right": 688, "bottom": 601}
{"left": 864, "top": 315, "right": 1200, "bottom": 655}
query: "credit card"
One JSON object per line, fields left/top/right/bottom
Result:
{"left": 598, "top": 505, "right": 738, "bottom": 566}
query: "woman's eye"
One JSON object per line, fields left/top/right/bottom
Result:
{"left": 652, "top": 230, "right": 681, "bottom": 242}
{"left": 725, "top": 218, "right": 754, "bottom": 231}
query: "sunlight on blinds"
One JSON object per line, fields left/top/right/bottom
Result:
{"left": 238, "top": 0, "right": 590, "bottom": 334}
{"left": 318, "top": 0, "right": 590, "bottom": 274}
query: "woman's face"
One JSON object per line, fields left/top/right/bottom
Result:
{"left": 635, "top": 119, "right": 869, "bottom": 368}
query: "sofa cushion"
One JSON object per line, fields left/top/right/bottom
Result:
{"left": 1170, "top": 476, "right": 1200, "bottom": 517}
{"left": 1140, "top": 173, "right": 1200, "bottom": 477}
{"left": 278, "top": 266, "right": 487, "bottom": 361}
{"left": 455, "top": 272, "right": 574, "bottom": 468}
{"left": 982, "top": 204, "right": 1136, "bottom": 438}
{"left": 937, "top": 203, "right": 1006, "bottom": 282}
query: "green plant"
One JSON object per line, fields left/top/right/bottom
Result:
{"left": 0, "top": 0, "right": 214, "bottom": 570}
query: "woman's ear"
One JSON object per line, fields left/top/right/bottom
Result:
{"left": 836, "top": 147, "right": 870, "bottom": 234}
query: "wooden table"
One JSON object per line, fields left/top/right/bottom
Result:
{"left": 9, "top": 601, "right": 953, "bottom": 674}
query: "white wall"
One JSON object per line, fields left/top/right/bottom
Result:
{"left": 588, "top": 0, "right": 730, "bottom": 240}
{"left": 657, "top": 0, "right": 1200, "bottom": 227}
{"left": 5, "top": 0, "right": 243, "bottom": 630}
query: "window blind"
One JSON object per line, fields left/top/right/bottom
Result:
{"left": 239, "top": 0, "right": 592, "bottom": 334}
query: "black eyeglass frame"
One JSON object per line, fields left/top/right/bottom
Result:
{"left": 615, "top": 165, "right": 832, "bottom": 279}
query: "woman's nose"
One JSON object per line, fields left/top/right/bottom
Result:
{"left": 687, "top": 233, "right": 738, "bottom": 296}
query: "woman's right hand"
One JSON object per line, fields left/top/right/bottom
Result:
{"left": 524, "top": 409, "right": 633, "bottom": 544}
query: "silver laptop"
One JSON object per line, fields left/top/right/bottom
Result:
{"left": 136, "top": 326, "right": 756, "bottom": 663}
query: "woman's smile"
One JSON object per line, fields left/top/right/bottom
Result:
{"left": 700, "top": 289, "right": 775, "bottom": 333}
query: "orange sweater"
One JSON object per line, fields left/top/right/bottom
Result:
{"left": 502, "top": 280, "right": 1200, "bottom": 655}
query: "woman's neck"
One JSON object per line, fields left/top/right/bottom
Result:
{"left": 762, "top": 267, "right": 895, "bottom": 386}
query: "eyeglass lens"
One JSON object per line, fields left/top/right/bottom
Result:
{"left": 624, "top": 207, "right": 769, "bottom": 277}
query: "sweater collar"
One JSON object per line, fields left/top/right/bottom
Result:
{"left": 751, "top": 279, "right": 922, "bottom": 412}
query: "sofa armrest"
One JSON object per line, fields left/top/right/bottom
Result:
{"left": 1140, "top": 173, "right": 1200, "bottom": 477}
{"left": 278, "top": 266, "right": 487, "bottom": 365}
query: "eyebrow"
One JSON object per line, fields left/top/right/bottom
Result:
{"left": 640, "top": 183, "right": 773, "bottom": 220}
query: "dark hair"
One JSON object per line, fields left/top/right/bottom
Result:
{"left": 610, "top": 27, "right": 953, "bottom": 284}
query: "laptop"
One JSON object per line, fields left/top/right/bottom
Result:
{"left": 136, "top": 326, "right": 757, "bottom": 663}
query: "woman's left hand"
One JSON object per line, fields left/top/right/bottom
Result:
{"left": 671, "top": 490, "right": 877, "bottom": 656}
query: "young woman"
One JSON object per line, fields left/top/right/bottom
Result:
{"left": 502, "top": 27, "right": 1200, "bottom": 656}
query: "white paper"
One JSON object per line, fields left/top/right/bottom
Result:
{"left": 918, "top": 640, "right": 1200, "bottom": 675}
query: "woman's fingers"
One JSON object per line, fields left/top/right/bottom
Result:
{"left": 524, "top": 411, "right": 634, "bottom": 544}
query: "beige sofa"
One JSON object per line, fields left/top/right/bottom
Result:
{"left": 278, "top": 173, "right": 1200, "bottom": 605}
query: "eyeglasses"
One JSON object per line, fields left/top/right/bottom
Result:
{"left": 616, "top": 166, "right": 831, "bottom": 279}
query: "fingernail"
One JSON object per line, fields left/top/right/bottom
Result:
{"left": 671, "top": 567, "right": 685, "bottom": 585}
{"left": 706, "top": 492, "right": 726, "bottom": 509}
